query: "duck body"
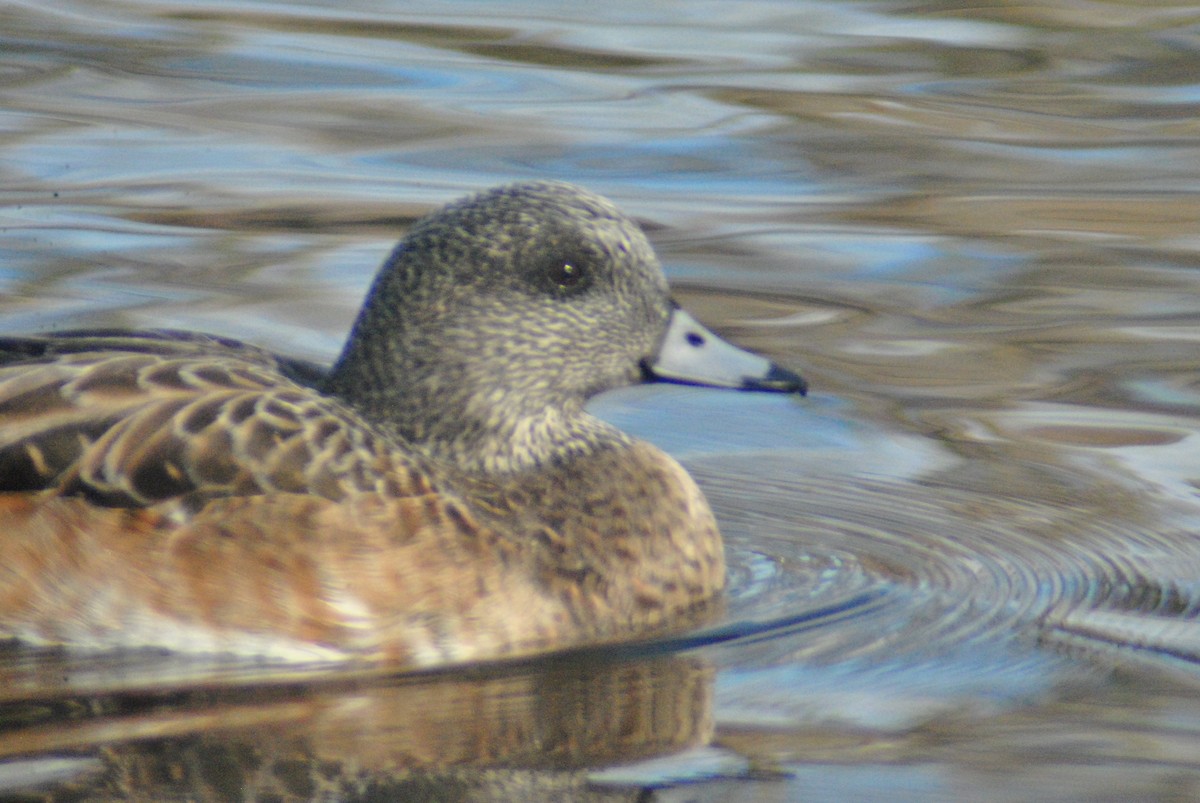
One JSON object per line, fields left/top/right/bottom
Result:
{"left": 0, "top": 182, "right": 803, "bottom": 665}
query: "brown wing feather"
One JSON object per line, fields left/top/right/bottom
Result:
{"left": 0, "top": 342, "right": 433, "bottom": 506}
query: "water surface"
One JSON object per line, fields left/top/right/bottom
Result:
{"left": 3, "top": 1, "right": 1200, "bottom": 799}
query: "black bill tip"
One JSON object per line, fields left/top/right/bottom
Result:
{"left": 742, "top": 363, "right": 808, "bottom": 396}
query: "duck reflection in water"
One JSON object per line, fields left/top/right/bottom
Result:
{"left": 4, "top": 650, "right": 714, "bottom": 801}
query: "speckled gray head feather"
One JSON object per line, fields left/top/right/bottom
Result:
{"left": 325, "top": 181, "right": 674, "bottom": 471}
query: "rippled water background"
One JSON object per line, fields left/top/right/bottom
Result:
{"left": 4, "top": 1, "right": 1200, "bottom": 800}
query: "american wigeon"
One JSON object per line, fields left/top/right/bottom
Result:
{"left": 0, "top": 181, "right": 804, "bottom": 665}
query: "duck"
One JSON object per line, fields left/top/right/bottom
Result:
{"left": 0, "top": 181, "right": 805, "bottom": 665}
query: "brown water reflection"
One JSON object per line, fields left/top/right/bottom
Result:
{"left": 3, "top": 0, "right": 1200, "bottom": 799}
{"left": 1, "top": 652, "right": 711, "bottom": 801}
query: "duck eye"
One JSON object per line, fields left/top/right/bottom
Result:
{"left": 529, "top": 237, "right": 596, "bottom": 296}
{"left": 548, "top": 260, "right": 586, "bottom": 291}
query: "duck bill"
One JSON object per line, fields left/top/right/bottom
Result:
{"left": 643, "top": 305, "right": 807, "bottom": 395}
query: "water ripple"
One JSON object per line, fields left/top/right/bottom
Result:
{"left": 694, "top": 454, "right": 1200, "bottom": 679}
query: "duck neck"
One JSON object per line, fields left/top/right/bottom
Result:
{"left": 324, "top": 358, "right": 628, "bottom": 476}
{"left": 427, "top": 402, "right": 630, "bottom": 476}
